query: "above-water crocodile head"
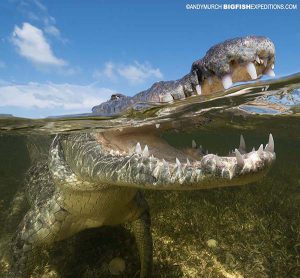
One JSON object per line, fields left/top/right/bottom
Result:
{"left": 83, "top": 36, "right": 277, "bottom": 190}
{"left": 92, "top": 36, "right": 275, "bottom": 116}
{"left": 191, "top": 35, "right": 275, "bottom": 93}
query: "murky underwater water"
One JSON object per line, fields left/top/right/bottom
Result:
{"left": 0, "top": 74, "right": 299, "bottom": 277}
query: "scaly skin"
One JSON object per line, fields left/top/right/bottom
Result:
{"left": 92, "top": 36, "right": 275, "bottom": 116}
{"left": 3, "top": 36, "right": 276, "bottom": 278}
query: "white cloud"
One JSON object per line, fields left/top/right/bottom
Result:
{"left": 94, "top": 61, "right": 163, "bottom": 85}
{"left": 11, "top": 22, "right": 66, "bottom": 66}
{"left": 32, "top": 0, "right": 47, "bottom": 12}
{"left": 0, "top": 82, "right": 116, "bottom": 115}
{"left": 93, "top": 62, "right": 116, "bottom": 81}
{"left": 17, "top": 0, "right": 66, "bottom": 42}
{"left": 118, "top": 61, "right": 163, "bottom": 84}
{"left": 44, "top": 25, "right": 60, "bottom": 38}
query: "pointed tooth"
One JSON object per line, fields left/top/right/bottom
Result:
{"left": 115, "top": 150, "right": 120, "bottom": 155}
{"left": 186, "top": 158, "right": 191, "bottom": 166}
{"left": 239, "top": 134, "right": 246, "bottom": 152}
{"left": 135, "top": 142, "right": 142, "bottom": 154}
{"left": 265, "top": 69, "right": 275, "bottom": 77}
{"left": 235, "top": 149, "right": 244, "bottom": 168}
{"left": 221, "top": 74, "right": 233, "bottom": 90}
{"left": 265, "top": 134, "right": 274, "bottom": 152}
{"left": 258, "top": 144, "right": 264, "bottom": 154}
{"left": 263, "top": 58, "right": 268, "bottom": 67}
{"left": 196, "top": 84, "right": 202, "bottom": 95}
{"left": 110, "top": 150, "right": 114, "bottom": 155}
{"left": 246, "top": 62, "right": 257, "bottom": 79}
{"left": 150, "top": 154, "right": 156, "bottom": 163}
{"left": 192, "top": 140, "right": 197, "bottom": 149}
{"left": 199, "top": 145, "right": 205, "bottom": 155}
{"left": 176, "top": 158, "right": 181, "bottom": 166}
{"left": 255, "top": 56, "right": 261, "bottom": 64}
{"left": 271, "top": 64, "right": 274, "bottom": 69}
{"left": 155, "top": 123, "right": 160, "bottom": 129}
{"left": 153, "top": 165, "right": 161, "bottom": 179}
{"left": 264, "top": 144, "right": 269, "bottom": 151}
{"left": 142, "top": 145, "right": 149, "bottom": 157}
{"left": 252, "top": 147, "right": 255, "bottom": 152}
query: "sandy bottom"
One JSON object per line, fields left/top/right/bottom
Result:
{"left": 1, "top": 166, "right": 299, "bottom": 278}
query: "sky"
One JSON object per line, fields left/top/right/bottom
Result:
{"left": 0, "top": 0, "right": 299, "bottom": 118}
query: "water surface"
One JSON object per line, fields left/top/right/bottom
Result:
{"left": 0, "top": 73, "right": 299, "bottom": 277}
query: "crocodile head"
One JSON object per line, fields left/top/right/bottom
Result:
{"left": 55, "top": 36, "right": 276, "bottom": 190}
{"left": 191, "top": 36, "right": 275, "bottom": 93}
{"left": 92, "top": 36, "right": 275, "bottom": 116}
{"left": 85, "top": 129, "right": 275, "bottom": 190}
{"left": 53, "top": 129, "right": 276, "bottom": 191}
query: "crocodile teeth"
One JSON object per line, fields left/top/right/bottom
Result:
{"left": 186, "top": 158, "right": 191, "bottom": 166}
{"left": 246, "top": 62, "right": 257, "bottom": 79}
{"left": 135, "top": 142, "right": 142, "bottom": 154}
{"left": 255, "top": 56, "right": 261, "bottom": 64}
{"left": 239, "top": 134, "right": 246, "bottom": 153}
{"left": 258, "top": 144, "right": 264, "bottom": 154}
{"left": 196, "top": 85, "right": 202, "bottom": 95}
{"left": 162, "top": 159, "right": 170, "bottom": 170}
{"left": 155, "top": 124, "right": 160, "bottom": 129}
{"left": 142, "top": 145, "right": 149, "bottom": 157}
{"left": 271, "top": 64, "right": 274, "bottom": 69}
{"left": 235, "top": 149, "right": 244, "bottom": 167}
{"left": 265, "top": 69, "right": 275, "bottom": 77}
{"left": 221, "top": 74, "right": 233, "bottom": 90}
{"left": 198, "top": 145, "right": 205, "bottom": 155}
{"left": 192, "top": 140, "right": 197, "bottom": 148}
{"left": 176, "top": 158, "right": 181, "bottom": 166}
{"left": 252, "top": 147, "right": 255, "bottom": 152}
{"left": 153, "top": 165, "right": 161, "bottom": 178}
{"left": 265, "top": 133, "right": 274, "bottom": 152}
{"left": 263, "top": 58, "right": 268, "bottom": 67}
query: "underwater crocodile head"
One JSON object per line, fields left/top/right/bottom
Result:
{"left": 5, "top": 36, "right": 276, "bottom": 278}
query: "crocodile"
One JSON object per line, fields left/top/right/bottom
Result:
{"left": 3, "top": 36, "right": 276, "bottom": 277}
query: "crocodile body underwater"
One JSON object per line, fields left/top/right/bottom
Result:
{"left": 3, "top": 36, "right": 276, "bottom": 277}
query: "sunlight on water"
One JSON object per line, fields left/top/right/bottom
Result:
{"left": 0, "top": 73, "right": 299, "bottom": 277}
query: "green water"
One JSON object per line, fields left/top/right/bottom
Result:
{"left": 0, "top": 74, "right": 299, "bottom": 277}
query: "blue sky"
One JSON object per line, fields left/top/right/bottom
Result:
{"left": 0, "top": 0, "right": 299, "bottom": 118}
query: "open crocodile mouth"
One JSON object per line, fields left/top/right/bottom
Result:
{"left": 93, "top": 128, "right": 276, "bottom": 189}
{"left": 57, "top": 36, "right": 277, "bottom": 189}
{"left": 191, "top": 36, "right": 275, "bottom": 95}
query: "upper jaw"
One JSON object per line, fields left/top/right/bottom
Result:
{"left": 91, "top": 36, "right": 276, "bottom": 116}
{"left": 191, "top": 36, "right": 276, "bottom": 93}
